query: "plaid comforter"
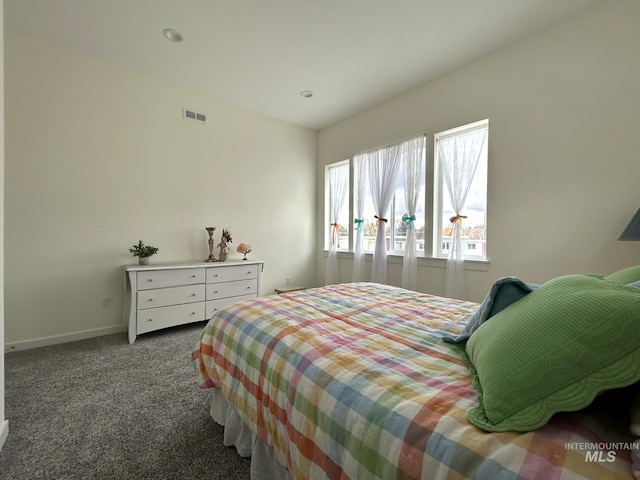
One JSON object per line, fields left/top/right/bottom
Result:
{"left": 192, "top": 282, "right": 634, "bottom": 479}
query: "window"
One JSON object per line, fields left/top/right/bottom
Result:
{"left": 434, "top": 119, "right": 488, "bottom": 260}
{"left": 324, "top": 121, "right": 488, "bottom": 263}
{"left": 325, "top": 161, "right": 350, "bottom": 250}
{"left": 357, "top": 137, "right": 426, "bottom": 253}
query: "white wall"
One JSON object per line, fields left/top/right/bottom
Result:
{"left": 4, "top": 33, "right": 317, "bottom": 346}
{"left": 316, "top": 0, "right": 640, "bottom": 302}
{"left": 0, "top": 0, "right": 8, "bottom": 452}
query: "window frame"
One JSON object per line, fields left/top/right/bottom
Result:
{"left": 357, "top": 136, "right": 427, "bottom": 256}
{"left": 323, "top": 122, "right": 489, "bottom": 267}
{"left": 433, "top": 119, "right": 489, "bottom": 261}
{"left": 324, "top": 160, "right": 351, "bottom": 252}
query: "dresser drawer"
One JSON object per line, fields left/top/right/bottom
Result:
{"left": 206, "top": 294, "right": 257, "bottom": 320}
{"left": 206, "top": 279, "right": 257, "bottom": 300}
{"left": 137, "top": 284, "right": 206, "bottom": 310}
{"left": 137, "top": 268, "right": 204, "bottom": 291}
{"left": 137, "top": 302, "right": 206, "bottom": 335}
{"left": 206, "top": 264, "right": 258, "bottom": 284}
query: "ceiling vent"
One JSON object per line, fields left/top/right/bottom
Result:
{"left": 183, "top": 107, "right": 206, "bottom": 124}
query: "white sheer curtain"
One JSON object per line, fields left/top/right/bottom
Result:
{"left": 369, "top": 144, "right": 402, "bottom": 284}
{"left": 352, "top": 154, "right": 368, "bottom": 282}
{"left": 439, "top": 127, "right": 488, "bottom": 299}
{"left": 325, "top": 163, "right": 349, "bottom": 285}
{"left": 401, "top": 136, "right": 425, "bottom": 291}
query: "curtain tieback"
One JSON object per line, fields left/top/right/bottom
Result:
{"left": 354, "top": 218, "right": 364, "bottom": 231}
{"left": 374, "top": 215, "right": 388, "bottom": 226}
{"left": 401, "top": 213, "right": 416, "bottom": 229}
{"left": 450, "top": 214, "right": 467, "bottom": 224}
{"left": 330, "top": 223, "right": 340, "bottom": 246}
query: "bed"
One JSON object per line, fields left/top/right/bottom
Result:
{"left": 192, "top": 279, "right": 640, "bottom": 479}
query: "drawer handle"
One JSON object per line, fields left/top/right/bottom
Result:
{"left": 191, "top": 311, "right": 196, "bottom": 315}
{"left": 191, "top": 293, "right": 197, "bottom": 296}
{"left": 213, "top": 290, "right": 218, "bottom": 294}
{"left": 148, "top": 279, "right": 153, "bottom": 282}
{"left": 246, "top": 286, "right": 251, "bottom": 289}
{"left": 214, "top": 274, "right": 219, "bottom": 277}
{"left": 149, "top": 298, "right": 153, "bottom": 301}
{"left": 147, "top": 318, "right": 153, "bottom": 322}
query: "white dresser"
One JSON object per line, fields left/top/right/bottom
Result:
{"left": 124, "top": 261, "right": 263, "bottom": 344}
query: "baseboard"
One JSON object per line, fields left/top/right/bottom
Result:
{"left": 0, "top": 419, "right": 8, "bottom": 452}
{"left": 5, "top": 325, "right": 124, "bottom": 352}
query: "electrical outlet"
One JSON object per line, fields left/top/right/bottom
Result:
{"left": 101, "top": 297, "right": 112, "bottom": 309}
{"left": 285, "top": 276, "right": 291, "bottom": 286}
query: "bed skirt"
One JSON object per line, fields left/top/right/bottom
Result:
{"left": 209, "top": 388, "right": 290, "bottom": 480}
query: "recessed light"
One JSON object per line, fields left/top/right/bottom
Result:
{"left": 300, "top": 90, "right": 313, "bottom": 98}
{"left": 163, "top": 28, "right": 183, "bottom": 43}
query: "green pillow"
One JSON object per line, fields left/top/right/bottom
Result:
{"left": 461, "top": 274, "right": 640, "bottom": 432}
{"left": 606, "top": 265, "right": 640, "bottom": 285}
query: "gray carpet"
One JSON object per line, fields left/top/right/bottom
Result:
{"left": 0, "top": 323, "right": 251, "bottom": 480}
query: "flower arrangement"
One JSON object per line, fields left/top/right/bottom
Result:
{"left": 237, "top": 243, "right": 252, "bottom": 260}
{"left": 221, "top": 229, "right": 232, "bottom": 244}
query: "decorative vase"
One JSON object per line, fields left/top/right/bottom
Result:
{"left": 218, "top": 241, "right": 229, "bottom": 262}
{"left": 139, "top": 256, "right": 149, "bottom": 265}
{"left": 218, "top": 229, "right": 232, "bottom": 262}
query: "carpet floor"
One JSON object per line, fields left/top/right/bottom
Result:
{"left": 0, "top": 323, "right": 251, "bottom": 480}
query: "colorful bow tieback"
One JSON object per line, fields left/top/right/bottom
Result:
{"left": 354, "top": 218, "right": 364, "bottom": 231}
{"left": 450, "top": 214, "right": 468, "bottom": 224}
{"left": 330, "top": 223, "right": 340, "bottom": 245}
{"left": 402, "top": 214, "right": 416, "bottom": 229}
{"left": 374, "top": 215, "right": 388, "bottom": 226}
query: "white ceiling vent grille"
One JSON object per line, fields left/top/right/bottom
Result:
{"left": 183, "top": 107, "right": 207, "bottom": 124}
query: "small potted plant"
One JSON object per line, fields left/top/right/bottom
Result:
{"left": 129, "top": 240, "right": 159, "bottom": 265}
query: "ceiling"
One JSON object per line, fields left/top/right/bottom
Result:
{"left": 5, "top": 0, "right": 604, "bottom": 131}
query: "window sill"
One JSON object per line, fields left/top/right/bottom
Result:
{"left": 323, "top": 251, "right": 489, "bottom": 272}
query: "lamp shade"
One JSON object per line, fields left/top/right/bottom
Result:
{"left": 619, "top": 208, "right": 640, "bottom": 241}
